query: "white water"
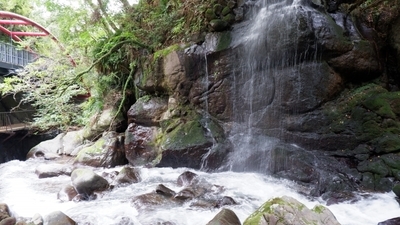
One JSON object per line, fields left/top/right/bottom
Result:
{"left": 0, "top": 159, "right": 399, "bottom": 225}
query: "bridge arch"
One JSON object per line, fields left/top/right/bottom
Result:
{"left": 0, "top": 11, "right": 76, "bottom": 66}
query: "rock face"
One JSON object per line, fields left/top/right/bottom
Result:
{"left": 243, "top": 196, "right": 341, "bottom": 225}
{"left": 120, "top": 0, "right": 400, "bottom": 199}
{"left": 25, "top": 0, "right": 400, "bottom": 199}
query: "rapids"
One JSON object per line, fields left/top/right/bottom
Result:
{"left": 0, "top": 158, "right": 399, "bottom": 225}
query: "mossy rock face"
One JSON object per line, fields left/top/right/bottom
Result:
{"left": 363, "top": 92, "right": 397, "bottom": 119}
{"left": 74, "top": 132, "right": 127, "bottom": 167}
{"left": 213, "top": 4, "right": 224, "bottom": 16}
{"left": 243, "top": 196, "right": 341, "bottom": 225}
{"left": 373, "top": 133, "right": 400, "bottom": 154}
{"left": 209, "top": 19, "right": 229, "bottom": 32}
{"left": 205, "top": 9, "right": 217, "bottom": 20}
{"left": 156, "top": 112, "right": 226, "bottom": 169}
{"left": 393, "top": 184, "right": 400, "bottom": 198}
{"left": 357, "top": 158, "right": 390, "bottom": 177}
{"left": 381, "top": 154, "right": 400, "bottom": 170}
{"left": 360, "top": 172, "right": 393, "bottom": 192}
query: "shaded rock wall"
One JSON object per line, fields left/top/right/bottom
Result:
{"left": 121, "top": 0, "right": 400, "bottom": 199}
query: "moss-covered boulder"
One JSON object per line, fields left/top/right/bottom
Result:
{"left": 74, "top": 132, "right": 127, "bottom": 167}
{"left": 243, "top": 196, "right": 340, "bottom": 225}
{"left": 156, "top": 112, "right": 227, "bottom": 169}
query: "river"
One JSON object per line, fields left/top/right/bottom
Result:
{"left": 0, "top": 158, "right": 398, "bottom": 224}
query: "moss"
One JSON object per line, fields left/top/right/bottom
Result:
{"left": 222, "top": 13, "right": 235, "bottom": 24}
{"left": 213, "top": 4, "right": 224, "bottom": 15}
{"left": 74, "top": 138, "right": 106, "bottom": 163}
{"left": 243, "top": 198, "right": 286, "bottom": 225}
{"left": 216, "top": 31, "right": 231, "bottom": 51}
{"left": 393, "top": 184, "right": 400, "bottom": 197}
{"left": 159, "top": 116, "right": 209, "bottom": 150}
{"left": 357, "top": 158, "right": 390, "bottom": 176}
{"left": 153, "top": 45, "right": 180, "bottom": 61}
{"left": 363, "top": 94, "right": 396, "bottom": 119}
{"left": 312, "top": 205, "right": 326, "bottom": 214}
{"left": 360, "top": 120, "right": 382, "bottom": 140}
{"left": 81, "top": 138, "right": 105, "bottom": 155}
{"left": 221, "top": 6, "right": 231, "bottom": 16}
{"left": 205, "top": 8, "right": 217, "bottom": 20}
{"left": 373, "top": 133, "right": 400, "bottom": 153}
{"left": 381, "top": 154, "right": 400, "bottom": 170}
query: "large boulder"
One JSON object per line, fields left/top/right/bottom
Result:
{"left": 124, "top": 123, "right": 159, "bottom": 166}
{"left": 70, "top": 168, "right": 109, "bottom": 198}
{"left": 26, "top": 133, "right": 65, "bottom": 159}
{"left": 112, "top": 166, "right": 141, "bottom": 186}
{"left": 243, "top": 196, "right": 341, "bottom": 225}
{"left": 43, "top": 211, "right": 76, "bottom": 225}
{"left": 0, "top": 204, "right": 11, "bottom": 221}
{"left": 206, "top": 208, "right": 241, "bottom": 225}
{"left": 156, "top": 114, "right": 226, "bottom": 169}
{"left": 74, "top": 132, "right": 127, "bottom": 167}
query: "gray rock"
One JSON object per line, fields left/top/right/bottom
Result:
{"left": 43, "top": 211, "right": 76, "bottom": 225}
{"left": 74, "top": 132, "right": 127, "bottom": 168}
{"left": 243, "top": 196, "right": 341, "bottom": 225}
{"left": 57, "top": 184, "right": 78, "bottom": 202}
{"left": 71, "top": 168, "right": 109, "bottom": 197}
{"left": 35, "top": 163, "right": 72, "bottom": 178}
{"left": 206, "top": 208, "right": 241, "bottom": 225}
{"left": 113, "top": 166, "right": 141, "bottom": 185}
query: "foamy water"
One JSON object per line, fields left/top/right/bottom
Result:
{"left": 0, "top": 159, "right": 399, "bottom": 224}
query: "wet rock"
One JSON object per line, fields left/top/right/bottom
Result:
{"left": 113, "top": 166, "right": 141, "bottom": 185}
{"left": 70, "top": 168, "right": 109, "bottom": 197}
{"left": 206, "top": 208, "right": 241, "bottom": 225}
{"left": 177, "top": 171, "right": 198, "bottom": 187}
{"left": 0, "top": 217, "right": 16, "bottom": 225}
{"left": 43, "top": 211, "right": 76, "bottom": 225}
{"left": 243, "top": 196, "right": 341, "bottom": 225}
{"left": 132, "top": 193, "right": 181, "bottom": 210}
{"left": 127, "top": 96, "right": 168, "bottom": 126}
{"left": 27, "top": 133, "right": 64, "bottom": 159}
{"left": 215, "top": 196, "right": 238, "bottom": 208}
{"left": 0, "top": 204, "right": 11, "bottom": 221}
{"left": 156, "top": 184, "right": 176, "bottom": 197}
{"left": 124, "top": 123, "right": 159, "bottom": 166}
{"left": 392, "top": 184, "right": 400, "bottom": 198}
{"left": 30, "top": 213, "right": 43, "bottom": 225}
{"left": 174, "top": 187, "right": 196, "bottom": 201}
{"left": 209, "top": 19, "right": 229, "bottom": 32}
{"left": 378, "top": 217, "right": 400, "bottom": 225}
{"left": 156, "top": 118, "right": 214, "bottom": 169}
{"left": 57, "top": 184, "right": 78, "bottom": 202}
{"left": 189, "top": 199, "right": 216, "bottom": 208}
{"left": 35, "top": 163, "right": 72, "bottom": 178}
{"left": 74, "top": 132, "right": 127, "bottom": 168}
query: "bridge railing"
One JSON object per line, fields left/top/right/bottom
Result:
{"left": 0, "top": 42, "right": 36, "bottom": 68}
{"left": 0, "top": 110, "right": 34, "bottom": 132}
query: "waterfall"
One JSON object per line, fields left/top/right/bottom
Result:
{"left": 226, "top": 0, "right": 318, "bottom": 172}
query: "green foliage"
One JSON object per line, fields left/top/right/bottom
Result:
{"left": 0, "top": 57, "right": 88, "bottom": 130}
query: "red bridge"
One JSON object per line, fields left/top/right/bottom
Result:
{"left": 0, "top": 10, "right": 75, "bottom": 75}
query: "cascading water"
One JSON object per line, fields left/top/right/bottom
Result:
{"left": 226, "top": 0, "right": 318, "bottom": 173}
{"left": 1, "top": 1, "right": 400, "bottom": 225}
